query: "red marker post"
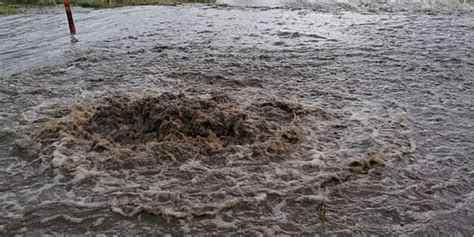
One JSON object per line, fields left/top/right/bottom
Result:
{"left": 63, "top": 0, "right": 78, "bottom": 41}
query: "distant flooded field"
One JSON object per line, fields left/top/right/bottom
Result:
{"left": 0, "top": 0, "right": 473, "bottom": 235}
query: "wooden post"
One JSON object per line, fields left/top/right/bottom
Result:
{"left": 64, "top": 0, "right": 76, "bottom": 35}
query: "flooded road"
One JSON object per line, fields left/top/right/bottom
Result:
{"left": 1, "top": 0, "right": 473, "bottom": 235}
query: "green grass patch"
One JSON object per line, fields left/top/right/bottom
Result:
{"left": 74, "top": 0, "right": 215, "bottom": 8}
{"left": 0, "top": 3, "right": 21, "bottom": 15}
{"left": 1, "top": 0, "right": 214, "bottom": 9}
{"left": 1, "top": 0, "right": 59, "bottom": 6}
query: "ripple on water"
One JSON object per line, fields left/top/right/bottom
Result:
{"left": 0, "top": 1, "right": 473, "bottom": 235}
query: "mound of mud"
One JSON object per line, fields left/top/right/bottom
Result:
{"left": 38, "top": 93, "right": 305, "bottom": 172}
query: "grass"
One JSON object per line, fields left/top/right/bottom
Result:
{"left": 0, "top": 2, "right": 21, "bottom": 15}
{"left": 1, "top": 0, "right": 471, "bottom": 14}
{"left": 73, "top": 0, "right": 215, "bottom": 8}
{"left": 1, "top": 0, "right": 59, "bottom": 6}
{"left": 0, "top": 0, "right": 215, "bottom": 11}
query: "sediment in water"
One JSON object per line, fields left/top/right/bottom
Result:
{"left": 37, "top": 93, "right": 305, "bottom": 172}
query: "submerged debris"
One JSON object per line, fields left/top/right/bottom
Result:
{"left": 315, "top": 201, "right": 328, "bottom": 223}
{"left": 37, "top": 93, "right": 305, "bottom": 172}
{"left": 348, "top": 153, "right": 386, "bottom": 174}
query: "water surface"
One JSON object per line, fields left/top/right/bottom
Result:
{"left": 0, "top": 1, "right": 473, "bottom": 235}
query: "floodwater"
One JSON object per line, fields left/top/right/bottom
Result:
{"left": 0, "top": 0, "right": 473, "bottom": 235}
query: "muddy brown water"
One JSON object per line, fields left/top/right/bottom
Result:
{"left": 0, "top": 0, "right": 473, "bottom": 235}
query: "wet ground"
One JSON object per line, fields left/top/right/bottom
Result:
{"left": 0, "top": 0, "right": 473, "bottom": 235}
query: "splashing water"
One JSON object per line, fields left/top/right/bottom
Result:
{"left": 0, "top": 1, "right": 473, "bottom": 235}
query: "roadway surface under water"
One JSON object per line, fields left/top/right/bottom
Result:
{"left": 0, "top": 0, "right": 473, "bottom": 235}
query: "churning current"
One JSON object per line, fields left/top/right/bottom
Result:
{"left": 0, "top": 0, "right": 473, "bottom": 235}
